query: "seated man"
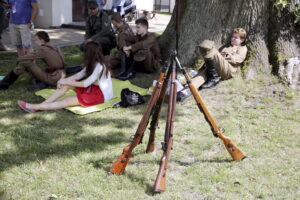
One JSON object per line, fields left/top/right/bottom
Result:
{"left": 177, "top": 28, "right": 247, "bottom": 102}
{"left": 120, "top": 17, "right": 161, "bottom": 80}
{"left": 107, "top": 12, "right": 135, "bottom": 78}
{"left": 0, "top": 31, "right": 66, "bottom": 90}
{"left": 80, "top": 0, "right": 116, "bottom": 56}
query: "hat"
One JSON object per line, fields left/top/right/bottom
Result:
{"left": 198, "top": 40, "right": 215, "bottom": 50}
{"left": 133, "top": 51, "right": 147, "bottom": 62}
{"left": 87, "top": 0, "right": 98, "bottom": 9}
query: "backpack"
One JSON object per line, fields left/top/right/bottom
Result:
{"left": 120, "top": 88, "right": 144, "bottom": 107}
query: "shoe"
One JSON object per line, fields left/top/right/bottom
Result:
{"left": 199, "top": 58, "right": 221, "bottom": 90}
{"left": 32, "top": 79, "right": 48, "bottom": 91}
{"left": 17, "top": 100, "right": 36, "bottom": 113}
{"left": 0, "top": 71, "right": 19, "bottom": 90}
{"left": 199, "top": 77, "right": 221, "bottom": 89}
{"left": 177, "top": 87, "right": 191, "bottom": 102}
{"left": 117, "top": 71, "right": 136, "bottom": 81}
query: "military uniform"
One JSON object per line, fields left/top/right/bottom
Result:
{"left": 108, "top": 22, "right": 134, "bottom": 69}
{"left": 128, "top": 32, "right": 161, "bottom": 73}
{"left": 192, "top": 41, "right": 247, "bottom": 88}
{"left": 82, "top": 10, "right": 116, "bottom": 55}
{"left": 14, "top": 44, "right": 66, "bottom": 86}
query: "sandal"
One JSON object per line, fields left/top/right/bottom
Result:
{"left": 17, "top": 100, "right": 36, "bottom": 113}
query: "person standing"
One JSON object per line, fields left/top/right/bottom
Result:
{"left": 7, "top": 0, "right": 38, "bottom": 57}
{"left": 0, "top": 0, "right": 8, "bottom": 51}
{"left": 97, "top": 0, "right": 106, "bottom": 10}
{"left": 81, "top": 0, "right": 116, "bottom": 56}
{"left": 112, "top": 0, "right": 124, "bottom": 14}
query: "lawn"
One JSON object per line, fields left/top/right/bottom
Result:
{"left": 0, "top": 46, "right": 299, "bottom": 200}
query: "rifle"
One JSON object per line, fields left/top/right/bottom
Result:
{"left": 145, "top": 66, "right": 171, "bottom": 153}
{"left": 153, "top": 60, "right": 177, "bottom": 192}
{"left": 175, "top": 57, "right": 246, "bottom": 161}
{"left": 109, "top": 66, "right": 167, "bottom": 174}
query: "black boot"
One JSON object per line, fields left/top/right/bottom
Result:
{"left": 65, "top": 65, "right": 82, "bottom": 75}
{"left": 200, "top": 59, "right": 221, "bottom": 90}
{"left": 115, "top": 54, "right": 128, "bottom": 78}
{"left": 177, "top": 86, "right": 192, "bottom": 102}
{"left": 0, "top": 71, "right": 19, "bottom": 90}
{"left": 117, "top": 61, "right": 136, "bottom": 81}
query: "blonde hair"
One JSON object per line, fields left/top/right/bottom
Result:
{"left": 233, "top": 28, "right": 247, "bottom": 41}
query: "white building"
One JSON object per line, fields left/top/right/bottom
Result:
{"left": 35, "top": 0, "right": 175, "bottom": 29}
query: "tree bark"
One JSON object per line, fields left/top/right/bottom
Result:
{"left": 158, "top": 0, "right": 300, "bottom": 79}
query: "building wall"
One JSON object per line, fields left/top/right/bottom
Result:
{"left": 35, "top": 0, "right": 72, "bottom": 28}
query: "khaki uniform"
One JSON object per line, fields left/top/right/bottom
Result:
{"left": 14, "top": 44, "right": 66, "bottom": 86}
{"left": 129, "top": 32, "right": 161, "bottom": 73}
{"left": 192, "top": 44, "right": 247, "bottom": 88}
{"left": 107, "top": 23, "right": 134, "bottom": 69}
{"left": 82, "top": 10, "right": 116, "bottom": 55}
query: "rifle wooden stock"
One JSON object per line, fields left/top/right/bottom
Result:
{"left": 146, "top": 75, "right": 170, "bottom": 153}
{"left": 153, "top": 63, "right": 177, "bottom": 193}
{"left": 110, "top": 70, "right": 166, "bottom": 174}
{"left": 153, "top": 155, "right": 167, "bottom": 193}
{"left": 177, "top": 65, "right": 246, "bottom": 161}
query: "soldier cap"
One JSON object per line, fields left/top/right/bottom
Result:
{"left": 87, "top": 0, "right": 98, "bottom": 9}
{"left": 198, "top": 40, "right": 215, "bottom": 50}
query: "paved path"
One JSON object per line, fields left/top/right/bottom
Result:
{"left": 1, "top": 13, "right": 171, "bottom": 52}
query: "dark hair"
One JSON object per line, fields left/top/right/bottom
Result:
{"left": 83, "top": 41, "right": 110, "bottom": 79}
{"left": 35, "top": 31, "right": 50, "bottom": 43}
{"left": 111, "top": 12, "right": 123, "bottom": 23}
{"left": 135, "top": 17, "right": 148, "bottom": 28}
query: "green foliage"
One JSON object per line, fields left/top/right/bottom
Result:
{"left": 274, "top": 0, "right": 300, "bottom": 26}
{"left": 293, "top": 4, "right": 300, "bottom": 25}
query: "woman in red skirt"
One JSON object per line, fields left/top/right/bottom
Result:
{"left": 17, "top": 41, "right": 113, "bottom": 112}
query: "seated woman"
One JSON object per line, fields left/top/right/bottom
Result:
{"left": 0, "top": 31, "right": 66, "bottom": 90}
{"left": 17, "top": 41, "right": 113, "bottom": 112}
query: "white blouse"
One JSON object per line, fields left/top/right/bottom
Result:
{"left": 75, "top": 62, "right": 113, "bottom": 102}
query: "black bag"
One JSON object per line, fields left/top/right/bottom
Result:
{"left": 120, "top": 88, "right": 144, "bottom": 107}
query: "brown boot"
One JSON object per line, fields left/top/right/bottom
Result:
{"left": 0, "top": 43, "right": 6, "bottom": 51}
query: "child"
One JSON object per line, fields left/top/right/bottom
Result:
{"left": 17, "top": 41, "right": 113, "bottom": 112}
{"left": 177, "top": 28, "right": 248, "bottom": 102}
{"left": 0, "top": 31, "right": 65, "bottom": 90}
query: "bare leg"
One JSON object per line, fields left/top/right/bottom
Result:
{"left": 41, "top": 85, "right": 70, "bottom": 104}
{"left": 16, "top": 46, "right": 24, "bottom": 57}
{"left": 27, "top": 96, "right": 79, "bottom": 111}
{"left": 24, "top": 46, "right": 33, "bottom": 55}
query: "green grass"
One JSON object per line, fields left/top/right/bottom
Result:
{"left": 0, "top": 47, "right": 299, "bottom": 199}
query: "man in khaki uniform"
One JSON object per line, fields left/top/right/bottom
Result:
{"left": 177, "top": 28, "right": 247, "bottom": 102}
{"left": 107, "top": 12, "right": 135, "bottom": 78}
{"left": 0, "top": 31, "right": 65, "bottom": 90}
{"left": 119, "top": 17, "right": 161, "bottom": 80}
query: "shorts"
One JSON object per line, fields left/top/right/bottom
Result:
{"left": 9, "top": 24, "right": 32, "bottom": 47}
{"left": 75, "top": 84, "right": 104, "bottom": 107}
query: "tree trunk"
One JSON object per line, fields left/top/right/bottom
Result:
{"left": 158, "top": 0, "right": 300, "bottom": 79}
